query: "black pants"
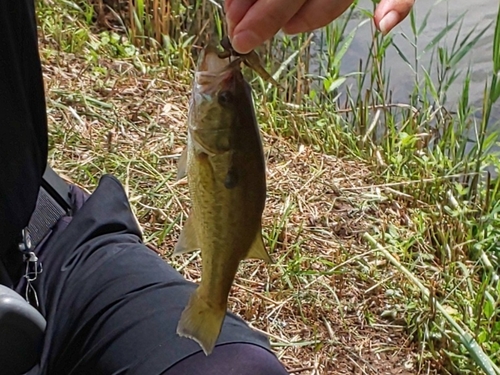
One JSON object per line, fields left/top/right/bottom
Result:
{"left": 0, "top": 1, "right": 287, "bottom": 374}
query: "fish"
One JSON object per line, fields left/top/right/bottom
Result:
{"left": 174, "top": 42, "right": 273, "bottom": 356}
{"left": 218, "top": 36, "right": 280, "bottom": 88}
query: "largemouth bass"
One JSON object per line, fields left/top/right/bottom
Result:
{"left": 174, "top": 43, "right": 272, "bottom": 356}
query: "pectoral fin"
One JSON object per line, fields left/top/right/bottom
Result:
{"left": 176, "top": 148, "right": 188, "bottom": 181}
{"left": 245, "top": 231, "right": 273, "bottom": 263}
{"left": 173, "top": 215, "right": 200, "bottom": 255}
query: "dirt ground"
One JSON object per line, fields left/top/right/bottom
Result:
{"left": 38, "top": 30, "right": 441, "bottom": 374}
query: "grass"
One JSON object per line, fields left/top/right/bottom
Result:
{"left": 36, "top": 0, "right": 500, "bottom": 373}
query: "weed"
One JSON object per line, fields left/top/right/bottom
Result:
{"left": 36, "top": 0, "right": 500, "bottom": 373}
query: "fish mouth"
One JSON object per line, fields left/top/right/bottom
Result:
{"left": 195, "top": 45, "right": 243, "bottom": 95}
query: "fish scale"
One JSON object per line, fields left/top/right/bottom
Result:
{"left": 174, "top": 42, "right": 273, "bottom": 356}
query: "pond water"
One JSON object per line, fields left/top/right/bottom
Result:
{"left": 313, "top": 0, "right": 498, "bottom": 135}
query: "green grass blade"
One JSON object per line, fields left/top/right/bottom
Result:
{"left": 364, "top": 234, "right": 500, "bottom": 375}
{"left": 448, "top": 22, "right": 493, "bottom": 68}
{"left": 332, "top": 18, "right": 369, "bottom": 67}
{"left": 493, "top": 0, "right": 500, "bottom": 74}
{"left": 419, "top": 13, "right": 465, "bottom": 57}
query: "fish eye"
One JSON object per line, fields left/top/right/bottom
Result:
{"left": 217, "top": 91, "right": 234, "bottom": 106}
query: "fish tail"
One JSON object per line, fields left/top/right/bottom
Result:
{"left": 176, "top": 289, "right": 226, "bottom": 356}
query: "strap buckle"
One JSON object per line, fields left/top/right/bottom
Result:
{"left": 18, "top": 228, "right": 43, "bottom": 307}
{"left": 15, "top": 165, "right": 70, "bottom": 305}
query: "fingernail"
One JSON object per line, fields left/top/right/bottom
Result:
{"left": 379, "top": 10, "right": 399, "bottom": 35}
{"left": 231, "top": 30, "right": 260, "bottom": 54}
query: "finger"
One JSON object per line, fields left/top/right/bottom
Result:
{"left": 229, "top": 0, "right": 308, "bottom": 54}
{"left": 374, "top": 0, "right": 415, "bottom": 34}
{"left": 225, "top": 0, "right": 257, "bottom": 39}
{"left": 282, "top": 0, "right": 354, "bottom": 35}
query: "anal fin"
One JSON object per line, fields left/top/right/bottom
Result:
{"left": 173, "top": 214, "right": 200, "bottom": 255}
{"left": 245, "top": 229, "right": 273, "bottom": 263}
{"left": 176, "top": 148, "right": 188, "bottom": 181}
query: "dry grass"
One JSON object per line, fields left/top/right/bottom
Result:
{"left": 38, "top": 25, "right": 445, "bottom": 374}
{"left": 35, "top": 0, "right": 500, "bottom": 373}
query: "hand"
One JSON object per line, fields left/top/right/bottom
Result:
{"left": 225, "top": 0, "right": 415, "bottom": 54}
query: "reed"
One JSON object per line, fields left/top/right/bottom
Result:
{"left": 37, "top": 0, "right": 500, "bottom": 372}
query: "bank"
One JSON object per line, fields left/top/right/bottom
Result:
{"left": 37, "top": 1, "right": 500, "bottom": 374}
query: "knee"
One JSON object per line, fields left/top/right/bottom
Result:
{"left": 166, "top": 343, "right": 289, "bottom": 375}
{"left": 214, "top": 343, "right": 288, "bottom": 375}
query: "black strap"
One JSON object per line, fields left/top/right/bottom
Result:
{"left": 21, "top": 165, "right": 72, "bottom": 251}
{"left": 41, "top": 166, "right": 72, "bottom": 214}
{"left": 0, "top": 166, "right": 71, "bottom": 288}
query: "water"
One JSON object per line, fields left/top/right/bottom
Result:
{"left": 335, "top": 0, "right": 498, "bottom": 123}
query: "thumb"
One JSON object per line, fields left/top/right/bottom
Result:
{"left": 374, "top": 0, "right": 415, "bottom": 34}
